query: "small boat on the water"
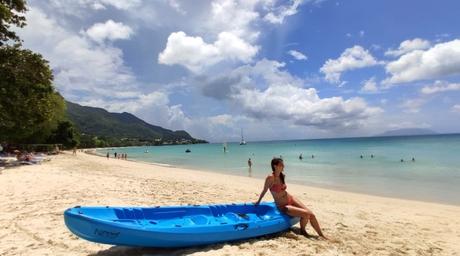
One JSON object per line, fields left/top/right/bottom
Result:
{"left": 64, "top": 202, "right": 298, "bottom": 248}
{"left": 240, "top": 128, "right": 247, "bottom": 145}
{"left": 185, "top": 149, "right": 191, "bottom": 153}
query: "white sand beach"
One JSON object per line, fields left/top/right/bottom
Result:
{"left": 1, "top": 152, "right": 459, "bottom": 256}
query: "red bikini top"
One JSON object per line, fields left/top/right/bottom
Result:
{"left": 268, "top": 175, "right": 287, "bottom": 193}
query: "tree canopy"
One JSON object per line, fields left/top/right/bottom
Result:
{"left": 0, "top": 46, "right": 65, "bottom": 143}
{"left": 48, "top": 120, "right": 80, "bottom": 148}
{"left": 0, "top": 0, "right": 27, "bottom": 45}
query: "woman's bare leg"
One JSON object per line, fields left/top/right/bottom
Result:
{"left": 291, "top": 196, "right": 308, "bottom": 210}
{"left": 309, "top": 213, "right": 326, "bottom": 239}
{"left": 290, "top": 197, "right": 327, "bottom": 239}
{"left": 284, "top": 206, "right": 310, "bottom": 236}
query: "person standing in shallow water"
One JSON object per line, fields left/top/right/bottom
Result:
{"left": 248, "top": 158, "right": 252, "bottom": 168}
{"left": 255, "top": 158, "right": 327, "bottom": 239}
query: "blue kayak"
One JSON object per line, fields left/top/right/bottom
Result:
{"left": 64, "top": 202, "right": 299, "bottom": 248}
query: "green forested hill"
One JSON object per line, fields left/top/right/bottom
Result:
{"left": 66, "top": 101, "right": 206, "bottom": 145}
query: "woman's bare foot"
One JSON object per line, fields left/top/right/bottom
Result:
{"left": 300, "top": 229, "right": 310, "bottom": 237}
{"left": 318, "top": 234, "right": 329, "bottom": 240}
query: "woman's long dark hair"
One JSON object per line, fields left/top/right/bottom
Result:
{"left": 271, "top": 158, "right": 285, "bottom": 184}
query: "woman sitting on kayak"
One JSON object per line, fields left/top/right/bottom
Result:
{"left": 255, "top": 157, "right": 327, "bottom": 239}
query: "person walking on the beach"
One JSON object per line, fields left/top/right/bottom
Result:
{"left": 255, "top": 158, "right": 327, "bottom": 239}
{"left": 114, "top": 152, "right": 117, "bottom": 159}
{"left": 106, "top": 152, "right": 109, "bottom": 159}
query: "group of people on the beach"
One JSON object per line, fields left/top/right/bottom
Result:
{"left": 0, "top": 150, "right": 51, "bottom": 168}
{"left": 106, "top": 152, "right": 128, "bottom": 160}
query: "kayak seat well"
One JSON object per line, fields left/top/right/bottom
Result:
{"left": 190, "top": 215, "right": 208, "bottom": 225}
{"left": 224, "top": 212, "right": 239, "bottom": 222}
{"left": 114, "top": 208, "right": 188, "bottom": 220}
{"left": 114, "top": 208, "right": 145, "bottom": 219}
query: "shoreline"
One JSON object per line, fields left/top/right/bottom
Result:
{"left": 88, "top": 148, "right": 459, "bottom": 207}
{"left": 2, "top": 152, "right": 458, "bottom": 255}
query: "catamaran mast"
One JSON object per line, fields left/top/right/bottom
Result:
{"left": 240, "top": 128, "right": 246, "bottom": 145}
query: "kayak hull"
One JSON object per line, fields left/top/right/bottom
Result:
{"left": 64, "top": 202, "right": 299, "bottom": 248}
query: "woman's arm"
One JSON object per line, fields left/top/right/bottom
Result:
{"left": 255, "top": 177, "right": 272, "bottom": 205}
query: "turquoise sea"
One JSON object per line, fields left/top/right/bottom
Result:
{"left": 97, "top": 134, "right": 460, "bottom": 205}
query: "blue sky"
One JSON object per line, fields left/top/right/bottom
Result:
{"left": 18, "top": 0, "right": 460, "bottom": 141}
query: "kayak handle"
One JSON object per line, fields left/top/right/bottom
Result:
{"left": 234, "top": 223, "right": 249, "bottom": 231}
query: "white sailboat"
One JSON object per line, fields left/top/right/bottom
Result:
{"left": 240, "top": 128, "right": 247, "bottom": 145}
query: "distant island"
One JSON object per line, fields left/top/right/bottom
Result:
{"left": 66, "top": 101, "right": 208, "bottom": 147}
{"left": 377, "top": 128, "right": 437, "bottom": 137}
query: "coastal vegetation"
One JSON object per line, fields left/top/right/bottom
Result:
{"left": 0, "top": 0, "right": 77, "bottom": 149}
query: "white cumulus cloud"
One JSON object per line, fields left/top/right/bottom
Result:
{"left": 85, "top": 20, "right": 133, "bottom": 43}
{"left": 200, "top": 59, "right": 383, "bottom": 129}
{"left": 264, "top": 0, "right": 303, "bottom": 24}
{"left": 45, "top": 0, "right": 141, "bottom": 17}
{"left": 158, "top": 31, "right": 258, "bottom": 73}
{"left": 421, "top": 81, "right": 460, "bottom": 94}
{"left": 360, "top": 77, "right": 379, "bottom": 93}
{"left": 208, "top": 114, "right": 234, "bottom": 126}
{"left": 401, "top": 98, "right": 427, "bottom": 113}
{"left": 207, "top": 0, "right": 260, "bottom": 41}
{"left": 18, "top": 8, "right": 136, "bottom": 96}
{"left": 234, "top": 84, "right": 382, "bottom": 129}
{"left": 288, "top": 49, "right": 308, "bottom": 60}
{"left": 320, "top": 45, "right": 379, "bottom": 84}
{"left": 96, "top": 0, "right": 141, "bottom": 10}
{"left": 385, "top": 38, "right": 431, "bottom": 57}
{"left": 383, "top": 39, "right": 460, "bottom": 85}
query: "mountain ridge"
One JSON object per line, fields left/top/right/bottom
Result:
{"left": 65, "top": 101, "right": 207, "bottom": 145}
{"left": 377, "top": 128, "right": 437, "bottom": 137}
